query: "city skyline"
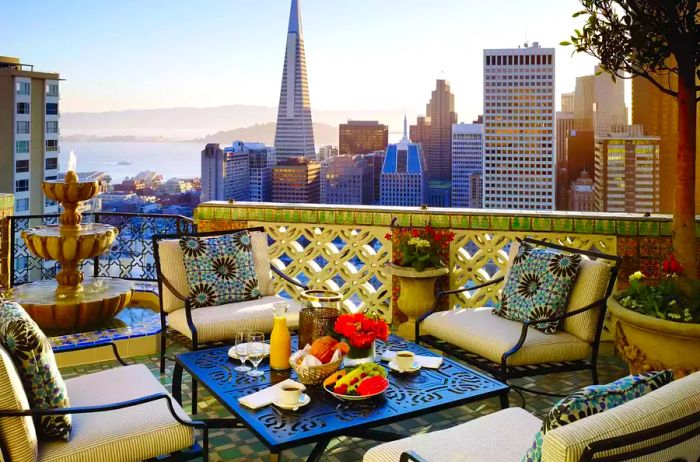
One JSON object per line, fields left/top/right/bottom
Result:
{"left": 1, "top": 0, "right": 610, "bottom": 120}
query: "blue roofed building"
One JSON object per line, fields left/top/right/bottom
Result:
{"left": 379, "top": 117, "right": 427, "bottom": 206}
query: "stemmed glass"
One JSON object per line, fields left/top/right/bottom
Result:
{"left": 246, "top": 332, "right": 266, "bottom": 378}
{"left": 234, "top": 329, "right": 251, "bottom": 372}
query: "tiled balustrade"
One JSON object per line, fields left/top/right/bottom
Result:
{"left": 195, "top": 201, "right": 699, "bottom": 322}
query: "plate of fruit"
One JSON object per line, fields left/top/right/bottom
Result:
{"left": 322, "top": 363, "right": 389, "bottom": 401}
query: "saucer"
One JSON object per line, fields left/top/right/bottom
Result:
{"left": 388, "top": 360, "right": 421, "bottom": 373}
{"left": 272, "top": 393, "right": 311, "bottom": 410}
{"left": 228, "top": 343, "right": 271, "bottom": 360}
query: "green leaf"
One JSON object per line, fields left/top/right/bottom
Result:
{"left": 560, "top": 41, "right": 572, "bottom": 46}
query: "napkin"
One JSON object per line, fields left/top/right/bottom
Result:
{"left": 381, "top": 351, "right": 443, "bottom": 369}
{"left": 238, "top": 379, "right": 306, "bottom": 410}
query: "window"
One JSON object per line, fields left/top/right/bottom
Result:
{"left": 45, "top": 198, "right": 57, "bottom": 208}
{"left": 46, "top": 84, "right": 59, "bottom": 96}
{"left": 45, "top": 139, "right": 58, "bottom": 152}
{"left": 15, "top": 179, "right": 29, "bottom": 192}
{"left": 45, "top": 157, "right": 58, "bottom": 170}
{"left": 46, "top": 103, "right": 58, "bottom": 115}
{"left": 16, "top": 121, "right": 30, "bottom": 134}
{"left": 15, "top": 198, "right": 29, "bottom": 213}
{"left": 16, "top": 102, "right": 29, "bottom": 114}
{"left": 15, "top": 160, "right": 29, "bottom": 173}
{"left": 15, "top": 140, "right": 29, "bottom": 153}
{"left": 46, "top": 121, "right": 58, "bottom": 133}
{"left": 16, "top": 82, "right": 30, "bottom": 95}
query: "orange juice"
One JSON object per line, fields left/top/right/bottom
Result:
{"left": 270, "top": 303, "right": 291, "bottom": 370}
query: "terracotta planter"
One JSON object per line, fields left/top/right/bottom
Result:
{"left": 608, "top": 297, "right": 700, "bottom": 378}
{"left": 385, "top": 263, "right": 449, "bottom": 341}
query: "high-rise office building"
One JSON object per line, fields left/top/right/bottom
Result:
{"left": 338, "top": 121, "right": 388, "bottom": 156}
{"left": 273, "top": 0, "right": 315, "bottom": 162}
{"left": 200, "top": 143, "right": 225, "bottom": 202}
{"left": 483, "top": 43, "right": 556, "bottom": 210}
{"left": 569, "top": 170, "right": 595, "bottom": 211}
{"left": 561, "top": 92, "right": 575, "bottom": 113}
{"left": 451, "top": 123, "right": 484, "bottom": 208}
{"left": 594, "top": 125, "right": 661, "bottom": 213}
{"left": 366, "top": 150, "right": 385, "bottom": 204}
{"left": 272, "top": 157, "right": 320, "bottom": 203}
{"left": 320, "top": 155, "right": 373, "bottom": 205}
{"left": 469, "top": 172, "right": 483, "bottom": 208}
{"left": 318, "top": 145, "right": 338, "bottom": 162}
{"left": 380, "top": 122, "right": 426, "bottom": 207}
{"left": 557, "top": 129, "right": 595, "bottom": 210}
{"left": 222, "top": 142, "right": 251, "bottom": 202}
{"left": 248, "top": 144, "right": 276, "bottom": 202}
{"left": 555, "top": 111, "right": 574, "bottom": 209}
{"left": 424, "top": 80, "right": 458, "bottom": 184}
{"left": 0, "top": 56, "right": 60, "bottom": 215}
{"left": 409, "top": 116, "right": 431, "bottom": 148}
{"left": 573, "top": 66, "right": 626, "bottom": 133}
{"left": 632, "top": 72, "right": 700, "bottom": 212}
{"left": 201, "top": 141, "right": 275, "bottom": 202}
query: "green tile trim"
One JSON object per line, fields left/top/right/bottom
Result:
{"left": 214, "top": 207, "right": 230, "bottom": 220}
{"left": 491, "top": 216, "right": 510, "bottom": 231}
{"left": 574, "top": 219, "right": 594, "bottom": 234}
{"left": 372, "top": 213, "right": 393, "bottom": 226}
{"left": 531, "top": 217, "right": 552, "bottom": 232}
{"left": 411, "top": 214, "right": 429, "bottom": 227}
{"left": 281, "top": 209, "right": 300, "bottom": 223}
{"left": 594, "top": 219, "right": 616, "bottom": 235}
{"left": 696, "top": 221, "right": 700, "bottom": 238}
{"left": 199, "top": 207, "right": 215, "bottom": 220}
{"left": 511, "top": 216, "right": 532, "bottom": 231}
{"left": 450, "top": 215, "right": 470, "bottom": 229}
{"left": 660, "top": 221, "right": 672, "bottom": 236}
{"left": 638, "top": 221, "right": 660, "bottom": 236}
{"left": 471, "top": 216, "right": 490, "bottom": 230}
{"left": 552, "top": 218, "right": 573, "bottom": 232}
{"left": 231, "top": 207, "right": 248, "bottom": 221}
{"left": 429, "top": 214, "right": 451, "bottom": 228}
{"left": 318, "top": 210, "right": 336, "bottom": 224}
{"left": 616, "top": 221, "right": 638, "bottom": 236}
{"left": 357, "top": 211, "right": 373, "bottom": 225}
{"left": 336, "top": 211, "right": 355, "bottom": 225}
{"left": 395, "top": 214, "right": 411, "bottom": 227}
{"left": 300, "top": 210, "right": 318, "bottom": 224}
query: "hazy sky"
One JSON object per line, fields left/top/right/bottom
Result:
{"left": 1, "top": 0, "right": 606, "bottom": 120}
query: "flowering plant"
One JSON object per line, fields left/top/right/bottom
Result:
{"left": 333, "top": 313, "right": 389, "bottom": 349}
{"left": 385, "top": 224, "right": 455, "bottom": 272}
{"left": 617, "top": 253, "right": 700, "bottom": 323}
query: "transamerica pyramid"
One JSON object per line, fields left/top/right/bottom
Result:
{"left": 274, "top": 0, "right": 316, "bottom": 161}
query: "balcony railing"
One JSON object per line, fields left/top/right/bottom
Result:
{"left": 8, "top": 212, "right": 195, "bottom": 286}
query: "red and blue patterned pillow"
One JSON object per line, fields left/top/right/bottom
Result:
{"left": 180, "top": 231, "right": 261, "bottom": 308}
{"left": 493, "top": 242, "right": 582, "bottom": 333}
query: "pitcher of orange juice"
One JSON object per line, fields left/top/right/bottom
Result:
{"left": 270, "top": 302, "right": 292, "bottom": 370}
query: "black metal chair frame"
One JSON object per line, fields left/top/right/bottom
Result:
{"left": 0, "top": 342, "right": 209, "bottom": 462}
{"left": 399, "top": 409, "right": 700, "bottom": 462}
{"left": 416, "top": 237, "right": 622, "bottom": 399}
{"left": 153, "top": 227, "right": 308, "bottom": 413}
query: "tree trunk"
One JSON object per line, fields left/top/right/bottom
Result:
{"left": 672, "top": 53, "right": 697, "bottom": 280}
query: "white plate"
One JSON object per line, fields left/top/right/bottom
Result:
{"left": 272, "top": 393, "right": 311, "bottom": 410}
{"left": 388, "top": 360, "right": 421, "bottom": 373}
{"left": 228, "top": 343, "right": 271, "bottom": 360}
{"left": 325, "top": 380, "right": 389, "bottom": 401}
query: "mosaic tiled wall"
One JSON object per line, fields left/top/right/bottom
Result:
{"left": 194, "top": 202, "right": 699, "bottom": 321}
{"left": 0, "top": 194, "right": 14, "bottom": 289}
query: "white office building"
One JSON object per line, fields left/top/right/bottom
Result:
{"left": 483, "top": 43, "right": 556, "bottom": 210}
{"left": 451, "top": 123, "right": 484, "bottom": 208}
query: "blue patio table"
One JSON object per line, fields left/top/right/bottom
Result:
{"left": 172, "top": 334, "right": 509, "bottom": 462}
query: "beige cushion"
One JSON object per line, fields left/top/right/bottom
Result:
{"left": 0, "top": 345, "right": 38, "bottom": 462}
{"left": 364, "top": 407, "right": 541, "bottom": 462}
{"left": 561, "top": 258, "right": 611, "bottom": 343}
{"left": 168, "top": 295, "right": 302, "bottom": 343}
{"left": 158, "top": 232, "right": 275, "bottom": 313}
{"left": 542, "top": 371, "right": 700, "bottom": 462}
{"left": 38, "top": 364, "right": 193, "bottom": 462}
{"left": 422, "top": 307, "right": 591, "bottom": 366}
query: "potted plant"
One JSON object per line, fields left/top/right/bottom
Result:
{"left": 333, "top": 313, "right": 389, "bottom": 366}
{"left": 608, "top": 254, "right": 700, "bottom": 377}
{"left": 384, "top": 223, "right": 454, "bottom": 340}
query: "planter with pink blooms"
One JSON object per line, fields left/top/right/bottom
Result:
{"left": 609, "top": 253, "right": 700, "bottom": 378}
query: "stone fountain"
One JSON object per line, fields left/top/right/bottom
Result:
{"left": 13, "top": 153, "right": 133, "bottom": 330}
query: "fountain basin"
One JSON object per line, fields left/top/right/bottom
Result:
{"left": 12, "top": 278, "right": 133, "bottom": 330}
{"left": 22, "top": 224, "right": 118, "bottom": 262}
{"left": 43, "top": 179, "right": 99, "bottom": 204}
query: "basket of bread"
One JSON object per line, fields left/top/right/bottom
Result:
{"left": 290, "top": 336, "right": 350, "bottom": 385}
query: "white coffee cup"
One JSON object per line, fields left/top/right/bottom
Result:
{"left": 395, "top": 351, "right": 415, "bottom": 371}
{"left": 279, "top": 384, "right": 303, "bottom": 406}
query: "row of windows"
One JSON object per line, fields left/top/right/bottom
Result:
{"left": 15, "top": 157, "right": 58, "bottom": 173}
{"left": 15, "top": 82, "right": 59, "bottom": 96}
{"left": 485, "top": 54, "right": 553, "bottom": 66}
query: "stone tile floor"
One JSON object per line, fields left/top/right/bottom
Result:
{"left": 59, "top": 341, "right": 628, "bottom": 462}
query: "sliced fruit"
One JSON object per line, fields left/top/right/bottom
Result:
{"left": 357, "top": 376, "right": 389, "bottom": 396}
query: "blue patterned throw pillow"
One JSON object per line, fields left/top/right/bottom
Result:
{"left": 522, "top": 370, "right": 674, "bottom": 462}
{"left": 180, "top": 231, "right": 261, "bottom": 308}
{"left": 493, "top": 242, "right": 582, "bottom": 333}
{"left": 0, "top": 302, "right": 72, "bottom": 441}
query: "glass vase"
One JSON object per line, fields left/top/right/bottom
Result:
{"left": 344, "top": 341, "right": 376, "bottom": 367}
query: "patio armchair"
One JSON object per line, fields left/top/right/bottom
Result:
{"left": 416, "top": 238, "right": 622, "bottom": 398}
{"left": 364, "top": 371, "right": 700, "bottom": 462}
{"left": 0, "top": 342, "right": 208, "bottom": 462}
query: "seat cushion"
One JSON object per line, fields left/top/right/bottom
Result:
{"left": 38, "top": 364, "right": 193, "bottom": 462}
{"left": 0, "top": 344, "right": 38, "bottom": 462}
{"left": 0, "top": 303, "right": 71, "bottom": 441}
{"left": 561, "top": 258, "right": 611, "bottom": 343}
{"left": 422, "top": 307, "right": 591, "bottom": 366}
{"left": 494, "top": 243, "right": 582, "bottom": 334}
{"left": 524, "top": 370, "right": 673, "bottom": 462}
{"left": 179, "top": 232, "right": 261, "bottom": 307}
{"left": 168, "top": 295, "right": 302, "bottom": 343}
{"left": 363, "top": 407, "right": 541, "bottom": 462}
{"left": 542, "top": 371, "right": 700, "bottom": 462}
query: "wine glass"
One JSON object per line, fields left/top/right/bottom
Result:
{"left": 234, "top": 330, "right": 251, "bottom": 372}
{"left": 246, "top": 332, "right": 266, "bottom": 378}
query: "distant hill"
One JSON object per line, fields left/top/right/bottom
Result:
{"left": 194, "top": 122, "right": 338, "bottom": 147}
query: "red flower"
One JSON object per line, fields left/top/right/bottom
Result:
{"left": 662, "top": 253, "right": 684, "bottom": 275}
{"left": 384, "top": 233, "right": 392, "bottom": 240}
{"left": 411, "top": 228, "right": 420, "bottom": 238}
{"left": 333, "top": 312, "right": 389, "bottom": 349}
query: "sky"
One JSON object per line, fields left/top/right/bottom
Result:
{"left": 0, "top": 0, "right": 609, "bottom": 121}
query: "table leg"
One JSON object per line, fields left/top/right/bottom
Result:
{"left": 499, "top": 390, "right": 510, "bottom": 409}
{"left": 192, "top": 377, "right": 198, "bottom": 415}
{"left": 270, "top": 451, "right": 281, "bottom": 462}
{"left": 172, "top": 363, "right": 183, "bottom": 405}
{"left": 306, "top": 438, "right": 331, "bottom": 462}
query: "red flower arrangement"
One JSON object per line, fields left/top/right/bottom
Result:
{"left": 662, "top": 253, "right": 684, "bottom": 275}
{"left": 333, "top": 313, "right": 389, "bottom": 349}
{"left": 384, "top": 224, "right": 455, "bottom": 271}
